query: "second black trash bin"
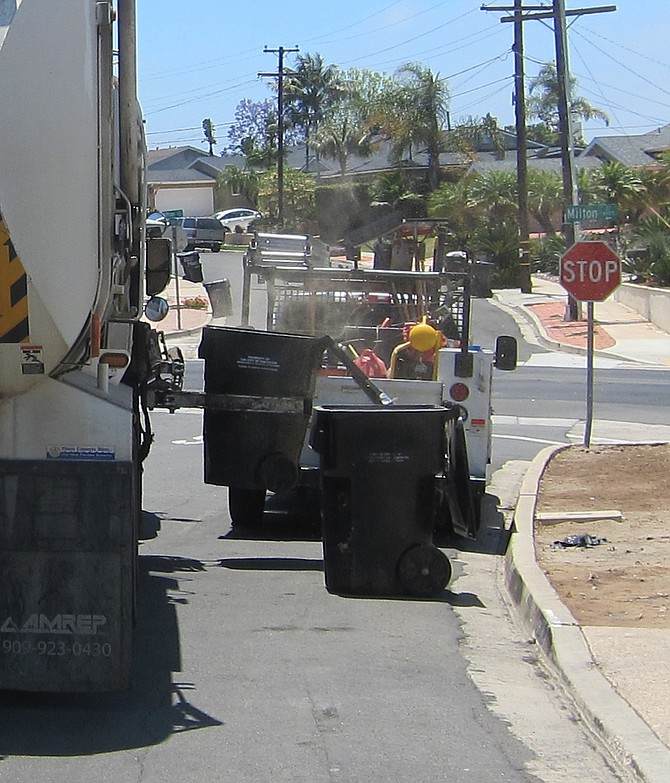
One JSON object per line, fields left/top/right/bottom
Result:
{"left": 311, "top": 405, "right": 455, "bottom": 598}
{"left": 199, "top": 326, "right": 326, "bottom": 493}
{"left": 204, "top": 278, "right": 233, "bottom": 319}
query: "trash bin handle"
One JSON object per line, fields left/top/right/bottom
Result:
{"left": 325, "top": 337, "right": 394, "bottom": 407}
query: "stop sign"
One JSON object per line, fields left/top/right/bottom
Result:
{"left": 559, "top": 240, "right": 621, "bottom": 301}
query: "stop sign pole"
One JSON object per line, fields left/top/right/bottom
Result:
{"left": 559, "top": 241, "right": 622, "bottom": 448}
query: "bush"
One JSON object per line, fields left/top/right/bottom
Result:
{"left": 182, "top": 296, "right": 209, "bottom": 310}
{"left": 531, "top": 235, "right": 566, "bottom": 275}
{"left": 632, "top": 214, "right": 670, "bottom": 286}
{"left": 473, "top": 222, "right": 520, "bottom": 288}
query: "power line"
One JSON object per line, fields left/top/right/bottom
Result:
{"left": 578, "top": 25, "right": 670, "bottom": 72}
{"left": 143, "top": 78, "right": 258, "bottom": 116}
{"left": 339, "top": 18, "right": 501, "bottom": 68}
{"left": 146, "top": 121, "right": 234, "bottom": 136}
{"left": 309, "top": 2, "right": 478, "bottom": 49}
{"left": 571, "top": 27, "right": 670, "bottom": 99}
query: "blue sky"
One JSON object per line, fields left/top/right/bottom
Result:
{"left": 136, "top": 1, "right": 670, "bottom": 152}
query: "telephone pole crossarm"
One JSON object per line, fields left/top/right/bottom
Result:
{"left": 496, "top": 4, "right": 616, "bottom": 21}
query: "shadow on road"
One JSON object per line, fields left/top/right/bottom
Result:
{"left": 0, "top": 556, "right": 221, "bottom": 758}
{"left": 219, "top": 556, "right": 324, "bottom": 572}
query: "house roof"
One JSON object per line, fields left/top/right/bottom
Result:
{"left": 149, "top": 123, "right": 669, "bottom": 190}
{"left": 148, "top": 167, "right": 215, "bottom": 185}
{"left": 582, "top": 123, "right": 670, "bottom": 167}
{"left": 147, "top": 145, "right": 233, "bottom": 185}
{"left": 469, "top": 151, "right": 602, "bottom": 175}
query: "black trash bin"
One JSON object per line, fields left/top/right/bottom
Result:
{"left": 178, "top": 251, "right": 203, "bottom": 283}
{"left": 311, "top": 405, "right": 455, "bottom": 598}
{"left": 199, "top": 326, "right": 326, "bottom": 493}
{"left": 204, "top": 278, "right": 233, "bottom": 319}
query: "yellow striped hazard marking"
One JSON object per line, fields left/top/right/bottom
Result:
{"left": 0, "top": 212, "right": 29, "bottom": 343}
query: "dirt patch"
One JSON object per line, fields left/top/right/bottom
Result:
{"left": 534, "top": 443, "right": 670, "bottom": 628}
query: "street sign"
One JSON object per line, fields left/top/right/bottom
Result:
{"left": 565, "top": 204, "right": 617, "bottom": 224}
{"left": 559, "top": 241, "right": 621, "bottom": 302}
{"left": 162, "top": 209, "right": 183, "bottom": 219}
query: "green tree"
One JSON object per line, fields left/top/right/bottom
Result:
{"left": 314, "top": 102, "right": 376, "bottom": 178}
{"left": 527, "top": 169, "right": 562, "bottom": 235}
{"left": 448, "top": 114, "right": 507, "bottom": 160}
{"left": 427, "top": 179, "right": 480, "bottom": 248}
{"left": 527, "top": 62, "right": 609, "bottom": 145}
{"left": 592, "top": 161, "right": 644, "bottom": 226}
{"left": 633, "top": 212, "right": 670, "bottom": 285}
{"left": 284, "top": 53, "right": 343, "bottom": 170}
{"left": 636, "top": 165, "right": 670, "bottom": 220}
{"left": 376, "top": 63, "right": 449, "bottom": 191}
{"left": 202, "top": 118, "right": 217, "bottom": 156}
{"left": 216, "top": 165, "right": 261, "bottom": 206}
{"left": 473, "top": 221, "right": 521, "bottom": 288}
{"left": 257, "top": 168, "right": 317, "bottom": 231}
{"left": 371, "top": 170, "right": 425, "bottom": 216}
{"left": 467, "top": 170, "right": 518, "bottom": 223}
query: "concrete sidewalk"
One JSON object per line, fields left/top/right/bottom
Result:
{"left": 496, "top": 276, "right": 670, "bottom": 783}
{"left": 146, "top": 275, "right": 211, "bottom": 336}
{"left": 495, "top": 274, "right": 670, "bottom": 365}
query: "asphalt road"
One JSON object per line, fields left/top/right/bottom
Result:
{"left": 0, "top": 295, "right": 639, "bottom": 782}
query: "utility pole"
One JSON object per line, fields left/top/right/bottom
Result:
{"left": 513, "top": 0, "right": 531, "bottom": 293}
{"left": 484, "top": 2, "right": 615, "bottom": 305}
{"left": 260, "top": 45, "right": 299, "bottom": 229}
{"left": 554, "top": 0, "right": 581, "bottom": 318}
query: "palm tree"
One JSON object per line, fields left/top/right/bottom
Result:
{"left": 284, "top": 53, "right": 343, "bottom": 171}
{"left": 527, "top": 169, "right": 562, "bottom": 235}
{"left": 314, "top": 104, "right": 375, "bottom": 177}
{"left": 389, "top": 63, "right": 449, "bottom": 191}
{"left": 467, "top": 170, "right": 518, "bottom": 223}
{"left": 427, "top": 179, "right": 479, "bottom": 247}
{"left": 528, "top": 62, "right": 609, "bottom": 145}
{"left": 447, "top": 114, "right": 507, "bottom": 161}
{"left": 634, "top": 165, "right": 670, "bottom": 223}
{"left": 593, "top": 161, "right": 644, "bottom": 225}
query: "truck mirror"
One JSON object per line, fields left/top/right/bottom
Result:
{"left": 144, "top": 296, "right": 169, "bottom": 322}
{"left": 146, "top": 237, "right": 171, "bottom": 295}
{"left": 494, "top": 335, "right": 517, "bottom": 371}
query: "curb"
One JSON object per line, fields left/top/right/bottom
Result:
{"left": 492, "top": 292, "right": 659, "bottom": 365}
{"left": 505, "top": 444, "right": 670, "bottom": 783}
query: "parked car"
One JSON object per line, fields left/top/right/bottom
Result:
{"left": 211, "top": 208, "right": 262, "bottom": 234}
{"left": 170, "top": 216, "right": 224, "bottom": 253}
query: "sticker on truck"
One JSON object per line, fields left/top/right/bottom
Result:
{"left": 20, "top": 344, "right": 44, "bottom": 374}
{"left": 46, "top": 446, "right": 116, "bottom": 460}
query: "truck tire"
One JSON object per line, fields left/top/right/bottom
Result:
{"left": 228, "top": 487, "right": 266, "bottom": 528}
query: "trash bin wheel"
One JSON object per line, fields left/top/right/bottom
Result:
{"left": 397, "top": 544, "right": 451, "bottom": 597}
{"left": 228, "top": 487, "right": 266, "bottom": 528}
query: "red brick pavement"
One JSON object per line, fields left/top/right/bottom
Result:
{"left": 527, "top": 301, "right": 616, "bottom": 350}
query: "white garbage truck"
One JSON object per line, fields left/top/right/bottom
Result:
{"left": 0, "top": 0, "right": 173, "bottom": 692}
